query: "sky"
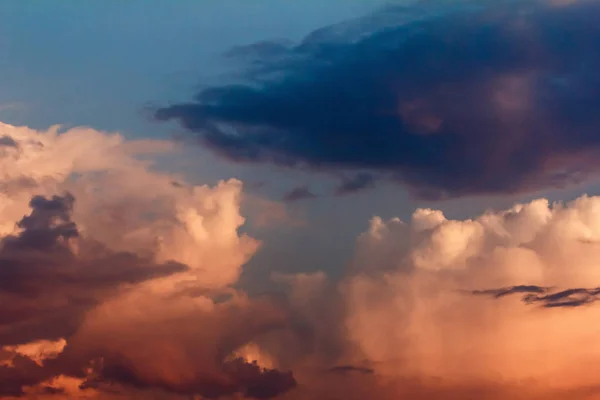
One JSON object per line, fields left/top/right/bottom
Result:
{"left": 2, "top": 0, "right": 600, "bottom": 398}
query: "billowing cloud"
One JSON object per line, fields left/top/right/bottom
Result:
{"left": 6, "top": 119, "right": 600, "bottom": 398}
{"left": 331, "top": 193, "right": 600, "bottom": 397}
{"left": 0, "top": 122, "right": 294, "bottom": 398}
{"left": 239, "top": 193, "right": 600, "bottom": 399}
{"left": 156, "top": 0, "right": 600, "bottom": 199}
{"left": 0, "top": 193, "right": 186, "bottom": 347}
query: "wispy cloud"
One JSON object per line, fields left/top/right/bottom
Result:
{"left": 282, "top": 185, "right": 317, "bottom": 203}
{"left": 472, "top": 285, "right": 600, "bottom": 308}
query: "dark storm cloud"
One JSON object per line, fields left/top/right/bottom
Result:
{"left": 472, "top": 285, "right": 600, "bottom": 308}
{"left": 282, "top": 186, "right": 316, "bottom": 203}
{"left": 156, "top": 0, "right": 600, "bottom": 199}
{"left": 0, "top": 194, "right": 187, "bottom": 346}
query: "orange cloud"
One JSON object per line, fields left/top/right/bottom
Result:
{"left": 5, "top": 120, "right": 600, "bottom": 399}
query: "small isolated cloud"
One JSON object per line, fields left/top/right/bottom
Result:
{"left": 156, "top": 0, "right": 600, "bottom": 200}
{"left": 334, "top": 173, "right": 377, "bottom": 196}
{"left": 282, "top": 186, "right": 316, "bottom": 203}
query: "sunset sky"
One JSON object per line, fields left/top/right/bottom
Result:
{"left": 2, "top": 0, "right": 600, "bottom": 399}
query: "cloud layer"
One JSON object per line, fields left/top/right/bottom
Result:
{"left": 156, "top": 0, "right": 600, "bottom": 199}
{"left": 5, "top": 122, "right": 600, "bottom": 397}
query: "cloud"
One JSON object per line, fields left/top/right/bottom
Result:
{"left": 0, "top": 121, "right": 296, "bottom": 398}
{"left": 332, "top": 193, "right": 600, "bottom": 395}
{"left": 8, "top": 119, "right": 600, "bottom": 398}
{"left": 334, "top": 173, "right": 377, "bottom": 196}
{"left": 156, "top": 0, "right": 600, "bottom": 199}
{"left": 525, "top": 287, "right": 600, "bottom": 308}
{"left": 471, "top": 284, "right": 550, "bottom": 298}
{"left": 0, "top": 193, "right": 187, "bottom": 348}
{"left": 281, "top": 186, "right": 316, "bottom": 203}
{"left": 244, "top": 193, "right": 600, "bottom": 399}
{"left": 472, "top": 285, "right": 600, "bottom": 308}
{"left": 217, "top": 189, "right": 600, "bottom": 399}
{"left": 61, "top": 292, "right": 294, "bottom": 398}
